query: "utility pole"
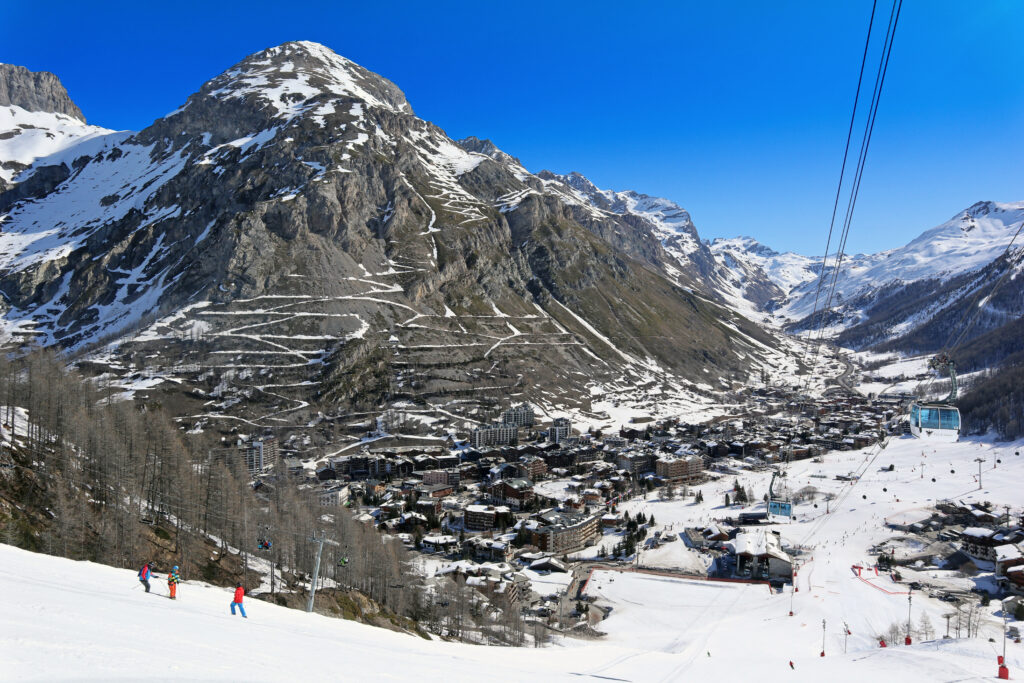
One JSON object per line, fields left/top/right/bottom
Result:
{"left": 905, "top": 591, "right": 913, "bottom": 645}
{"left": 306, "top": 532, "right": 340, "bottom": 614}
{"left": 974, "top": 457, "right": 985, "bottom": 490}
{"left": 789, "top": 570, "right": 795, "bottom": 616}
{"left": 307, "top": 533, "right": 325, "bottom": 613}
{"left": 1000, "top": 601, "right": 1010, "bottom": 679}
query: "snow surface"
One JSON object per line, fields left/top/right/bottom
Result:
{"left": 0, "top": 105, "right": 116, "bottom": 184}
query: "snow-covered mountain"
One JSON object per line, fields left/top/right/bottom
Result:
{"left": 780, "top": 201, "right": 1024, "bottom": 324}
{"left": 0, "top": 105, "right": 115, "bottom": 187}
{"left": 0, "top": 43, "right": 808, "bottom": 431}
{"left": 0, "top": 64, "right": 119, "bottom": 194}
{"left": 710, "top": 236, "right": 819, "bottom": 297}
{"left": 708, "top": 201, "right": 1024, "bottom": 349}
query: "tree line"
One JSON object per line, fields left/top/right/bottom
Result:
{"left": 0, "top": 349, "right": 528, "bottom": 643}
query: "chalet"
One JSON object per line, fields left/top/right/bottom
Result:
{"left": 417, "top": 482, "right": 455, "bottom": 499}
{"left": 727, "top": 530, "right": 792, "bottom": 579}
{"left": 465, "top": 536, "right": 515, "bottom": 563}
{"left": 380, "top": 500, "right": 406, "bottom": 517}
{"left": 415, "top": 497, "right": 443, "bottom": 517}
{"left": 995, "top": 544, "right": 1024, "bottom": 577}
{"left": 414, "top": 454, "right": 440, "bottom": 470}
{"left": 961, "top": 527, "right": 1001, "bottom": 562}
{"left": 421, "top": 534, "right": 460, "bottom": 554}
{"left": 283, "top": 457, "right": 304, "bottom": 477}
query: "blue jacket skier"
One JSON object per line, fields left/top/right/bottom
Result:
{"left": 138, "top": 563, "right": 152, "bottom": 593}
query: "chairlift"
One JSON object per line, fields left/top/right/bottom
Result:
{"left": 257, "top": 524, "right": 273, "bottom": 551}
{"left": 909, "top": 355, "right": 960, "bottom": 442}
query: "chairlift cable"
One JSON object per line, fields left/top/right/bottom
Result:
{"left": 801, "top": 0, "right": 880, "bottom": 382}
{"left": 807, "top": 0, "right": 903, "bottom": 382}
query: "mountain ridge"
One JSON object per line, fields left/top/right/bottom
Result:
{"left": 0, "top": 41, "right": 804, "bottom": 437}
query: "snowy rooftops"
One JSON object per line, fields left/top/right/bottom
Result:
{"left": 995, "top": 544, "right": 1023, "bottom": 562}
{"left": 727, "top": 530, "right": 791, "bottom": 564}
{"left": 961, "top": 527, "right": 995, "bottom": 539}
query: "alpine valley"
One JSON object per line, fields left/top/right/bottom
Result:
{"left": 0, "top": 42, "right": 1021, "bottom": 450}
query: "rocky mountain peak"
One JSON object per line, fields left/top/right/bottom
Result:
{"left": 560, "top": 170, "right": 602, "bottom": 196}
{"left": 456, "top": 136, "right": 521, "bottom": 165}
{"left": 0, "top": 64, "right": 85, "bottom": 122}
{"left": 712, "top": 236, "right": 780, "bottom": 258}
{"left": 169, "top": 41, "right": 412, "bottom": 124}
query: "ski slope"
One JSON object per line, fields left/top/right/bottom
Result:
{"left": 3, "top": 428, "right": 1024, "bottom": 681}
{"left": 579, "top": 433, "right": 1024, "bottom": 682}
{"left": 4, "top": 436, "right": 1024, "bottom": 682}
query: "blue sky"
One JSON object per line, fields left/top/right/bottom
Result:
{"left": 2, "top": 0, "right": 1021, "bottom": 254}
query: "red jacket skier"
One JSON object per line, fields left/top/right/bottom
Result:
{"left": 230, "top": 583, "right": 247, "bottom": 618}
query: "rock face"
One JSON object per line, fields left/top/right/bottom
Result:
{"left": 0, "top": 42, "right": 801, "bottom": 429}
{"left": 0, "top": 64, "right": 85, "bottom": 122}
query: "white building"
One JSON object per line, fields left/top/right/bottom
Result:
{"left": 549, "top": 417, "right": 571, "bottom": 444}
{"left": 501, "top": 403, "right": 536, "bottom": 428}
{"left": 471, "top": 423, "right": 519, "bottom": 449}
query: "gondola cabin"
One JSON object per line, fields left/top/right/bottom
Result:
{"left": 909, "top": 402, "right": 960, "bottom": 442}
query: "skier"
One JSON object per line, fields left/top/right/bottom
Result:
{"left": 789, "top": 661, "right": 794, "bottom": 670}
{"left": 230, "top": 583, "right": 247, "bottom": 618}
{"left": 167, "top": 566, "right": 181, "bottom": 600}
{"left": 138, "top": 562, "right": 153, "bottom": 593}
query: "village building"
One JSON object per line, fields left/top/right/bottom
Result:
{"left": 501, "top": 403, "right": 536, "bottom": 428}
{"left": 549, "top": 417, "right": 571, "bottom": 444}
{"left": 655, "top": 453, "right": 704, "bottom": 484}
{"left": 531, "top": 510, "right": 601, "bottom": 554}
{"left": 421, "top": 534, "right": 460, "bottom": 554}
{"left": 518, "top": 455, "right": 548, "bottom": 481}
{"left": 422, "top": 468, "right": 461, "bottom": 486}
{"left": 464, "top": 504, "right": 511, "bottom": 531}
{"left": 317, "top": 484, "right": 350, "bottom": 507}
{"left": 488, "top": 478, "right": 535, "bottom": 510}
{"left": 471, "top": 423, "right": 519, "bottom": 449}
{"left": 239, "top": 434, "right": 279, "bottom": 474}
{"left": 727, "top": 530, "right": 793, "bottom": 579}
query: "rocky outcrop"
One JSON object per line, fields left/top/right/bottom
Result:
{"left": 0, "top": 64, "right": 85, "bottom": 121}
